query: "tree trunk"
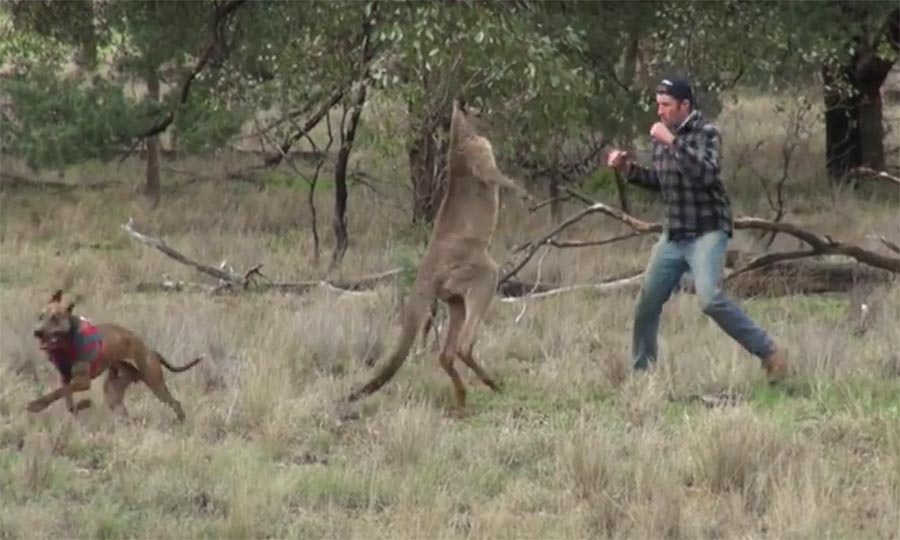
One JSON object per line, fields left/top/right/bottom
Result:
{"left": 143, "top": 67, "right": 161, "bottom": 206}
{"left": 308, "top": 178, "right": 320, "bottom": 263}
{"left": 548, "top": 170, "right": 562, "bottom": 224}
{"left": 822, "top": 65, "right": 862, "bottom": 182}
{"left": 168, "top": 126, "right": 178, "bottom": 161}
{"left": 330, "top": 1, "right": 378, "bottom": 269}
{"left": 409, "top": 128, "right": 447, "bottom": 224}
{"left": 331, "top": 137, "right": 351, "bottom": 269}
{"left": 822, "top": 64, "right": 892, "bottom": 182}
{"left": 622, "top": 33, "right": 639, "bottom": 85}
{"left": 858, "top": 86, "right": 886, "bottom": 171}
{"left": 823, "top": 7, "right": 899, "bottom": 182}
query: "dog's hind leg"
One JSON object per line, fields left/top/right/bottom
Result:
{"left": 137, "top": 352, "right": 187, "bottom": 422}
{"left": 103, "top": 364, "right": 138, "bottom": 418}
{"left": 145, "top": 379, "right": 185, "bottom": 422}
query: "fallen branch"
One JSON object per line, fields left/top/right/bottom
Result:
{"left": 523, "top": 192, "right": 899, "bottom": 274}
{"left": 733, "top": 217, "right": 900, "bottom": 273}
{"left": 500, "top": 273, "right": 644, "bottom": 302}
{"left": 500, "top": 192, "right": 899, "bottom": 300}
{"left": 869, "top": 235, "right": 900, "bottom": 254}
{"left": 852, "top": 166, "right": 900, "bottom": 187}
{"left": 545, "top": 233, "right": 645, "bottom": 249}
{"left": 499, "top": 199, "right": 656, "bottom": 284}
{"left": 725, "top": 249, "right": 818, "bottom": 280}
{"left": 122, "top": 218, "right": 243, "bottom": 285}
{"left": 528, "top": 194, "right": 571, "bottom": 213}
{"left": 726, "top": 259, "right": 895, "bottom": 298}
{"left": 501, "top": 257, "right": 895, "bottom": 302}
{"left": 122, "top": 219, "right": 401, "bottom": 295}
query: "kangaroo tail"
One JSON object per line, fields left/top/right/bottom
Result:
{"left": 347, "top": 285, "right": 434, "bottom": 402}
{"left": 156, "top": 352, "right": 204, "bottom": 373}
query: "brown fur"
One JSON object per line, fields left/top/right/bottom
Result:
{"left": 28, "top": 290, "right": 202, "bottom": 422}
{"left": 347, "top": 101, "right": 530, "bottom": 413}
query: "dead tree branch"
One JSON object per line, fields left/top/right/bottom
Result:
{"left": 852, "top": 166, "right": 900, "bottom": 187}
{"left": 122, "top": 219, "right": 401, "bottom": 295}
{"left": 122, "top": 218, "right": 244, "bottom": 285}
{"left": 499, "top": 199, "right": 656, "bottom": 284}
{"left": 528, "top": 194, "right": 571, "bottom": 213}
{"left": 499, "top": 273, "right": 645, "bottom": 302}
{"left": 546, "top": 233, "right": 646, "bottom": 249}
{"left": 734, "top": 218, "right": 900, "bottom": 273}
{"left": 508, "top": 193, "right": 900, "bottom": 295}
{"left": 869, "top": 235, "right": 900, "bottom": 254}
{"left": 264, "top": 85, "right": 346, "bottom": 167}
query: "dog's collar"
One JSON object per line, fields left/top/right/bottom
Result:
{"left": 49, "top": 317, "right": 102, "bottom": 367}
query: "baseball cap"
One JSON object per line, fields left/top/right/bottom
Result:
{"left": 656, "top": 76, "right": 694, "bottom": 104}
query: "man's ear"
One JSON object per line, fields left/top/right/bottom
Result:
{"left": 51, "top": 289, "right": 64, "bottom": 303}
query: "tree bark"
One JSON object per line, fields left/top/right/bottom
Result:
{"left": 823, "top": 7, "right": 899, "bottom": 182}
{"left": 143, "top": 67, "right": 161, "bottom": 206}
{"left": 330, "top": 1, "right": 378, "bottom": 269}
{"left": 331, "top": 131, "right": 351, "bottom": 268}
{"left": 409, "top": 122, "right": 447, "bottom": 224}
{"left": 548, "top": 169, "right": 562, "bottom": 224}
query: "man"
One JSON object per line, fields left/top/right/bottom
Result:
{"left": 607, "top": 76, "right": 788, "bottom": 382}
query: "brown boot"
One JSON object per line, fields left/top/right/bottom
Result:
{"left": 762, "top": 346, "right": 788, "bottom": 383}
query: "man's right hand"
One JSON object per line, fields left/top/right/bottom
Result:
{"left": 606, "top": 149, "right": 631, "bottom": 175}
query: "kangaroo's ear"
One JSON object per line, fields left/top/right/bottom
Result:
{"left": 51, "top": 289, "right": 64, "bottom": 303}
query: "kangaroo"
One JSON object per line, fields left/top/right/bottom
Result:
{"left": 347, "top": 100, "right": 530, "bottom": 413}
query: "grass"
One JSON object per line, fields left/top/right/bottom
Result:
{"left": 0, "top": 91, "right": 899, "bottom": 539}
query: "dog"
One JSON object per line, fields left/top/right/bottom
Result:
{"left": 28, "top": 289, "right": 202, "bottom": 422}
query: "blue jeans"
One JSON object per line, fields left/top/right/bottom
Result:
{"left": 632, "top": 230, "right": 775, "bottom": 370}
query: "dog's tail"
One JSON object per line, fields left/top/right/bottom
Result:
{"left": 347, "top": 281, "right": 434, "bottom": 402}
{"left": 156, "top": 352, "right": 204, "bottom": 373}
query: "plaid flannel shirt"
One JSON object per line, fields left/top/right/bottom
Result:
{"left": 626, "top": 110, "right": 733, "bottom": 240}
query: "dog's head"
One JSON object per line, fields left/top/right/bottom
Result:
{"left": 34, "top": 289, "right": 80, "bottom": 352}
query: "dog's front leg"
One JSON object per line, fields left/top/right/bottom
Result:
{"left": 27, "top": 381, "right": 88, "bottom": 412}
{"left": 27, "top": 362, "right": 92, "bottom": 413}
{"left": 27, "top": 385, "right": 69, "bottom": 412}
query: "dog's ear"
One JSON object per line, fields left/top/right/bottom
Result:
{"left": 63, "top": 294, "right": 81, "bottom": 314}
{"left": 50, "top": 289, "right": 64, "bottom": 303}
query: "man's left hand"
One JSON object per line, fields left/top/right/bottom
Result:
{"left": 650, "top": 122, "right": 675, "bottom": 146}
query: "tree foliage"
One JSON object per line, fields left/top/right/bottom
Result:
{"left": 1, "top": 1, "right": 248, "bottom": 170}
{"left": 2, "top": 0, "right": 897, "bottom": 210}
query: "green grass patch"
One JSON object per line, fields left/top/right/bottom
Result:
{"left": 743, "top": 294, "right": 848, "bottom": 324}
{"left": 289, "top": 463, "right": 397, "bottom": 511}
